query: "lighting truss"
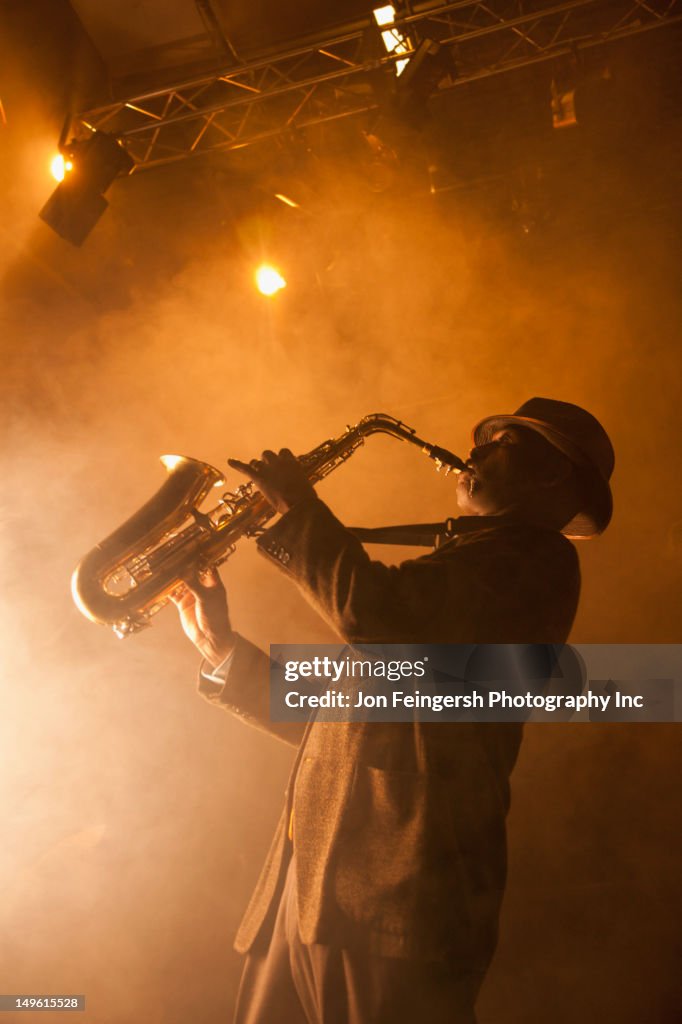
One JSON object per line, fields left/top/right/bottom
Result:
{"left": 71, "top": 0, "right": 682, "bottom": 171}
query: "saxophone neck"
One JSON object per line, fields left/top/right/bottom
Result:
{"left": 350, "top": 414, "right": 467, "bottom": 474}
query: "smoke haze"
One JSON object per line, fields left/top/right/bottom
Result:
{"left": 1, "top": 58, "right": 681, "bottom": 1024}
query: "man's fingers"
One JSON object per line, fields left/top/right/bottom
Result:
{"left": 227, "top": 457, "right": 257, "bottom": 478}
{"left": 198, "top": 567, "right": 222, "bottom": 587}
{"left": 169, "top": 583, "right": 194, "bottom": 610}
{"left": 227, "top": 446, "right": 311, "bottom": 515}
{"left": 182, "top": 567, "right": 225, "bottom": 598}
{"left": 263, "top": 448, "right": 298, "bottom": 463}
{"left": 230, "top": 450, "right": 297, "bottom": 470}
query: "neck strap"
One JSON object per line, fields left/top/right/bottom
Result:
{"left": 348, "top": 515, "right": 515, "bottom": 548}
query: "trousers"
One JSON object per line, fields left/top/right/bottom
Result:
{"left": 233, "top": 858, "right": 480, "bottom": 1024}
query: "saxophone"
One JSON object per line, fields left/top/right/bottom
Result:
{"left": 71, "top": 413, "right": 465, "bottom": 638}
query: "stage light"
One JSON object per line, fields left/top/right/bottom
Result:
{"left": 39, "top": 130, "right": 134, "bottom": 245}
{"left": 50, "top": 154, "right": 73, "bottom": 182}
{"left": 373, "top": 4, "right": 412, "bottom": 76}
{"left": 373, "top": 5, "right": 396, "bottom": 26}
{"left": 255, "top": 265, "right": 286, "bottom": 296}
{"left": 391, "top": 38, "right": 456, "bottom": 122}
{"left": 274, "top": 193, "right": 300, "bottom": 209}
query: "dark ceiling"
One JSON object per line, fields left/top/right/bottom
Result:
{"left": 68, "top": 0, "right": 379, "bottom": 82}
{"left": 1, "top": 0, "right": 680, "bottom": 248}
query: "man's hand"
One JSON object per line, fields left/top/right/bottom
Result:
{"left": 227, "top": 448, "right": 316, "bottom": 515}
{"left": 170, "top": 568, "right": 236, "bottom": 668}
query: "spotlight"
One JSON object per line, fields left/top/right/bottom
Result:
{"left": 391, "top": 38, "right": 456, "bottom": 124}
{"left": 255, "top": 265, "right": 286, "bottom": 296}
{"left": 274, "top": 193, "right": 300, "bottom": 209}
{"left": 373, "top": 4, "right": 413, "bottom": 76}
{"left": 39, "top": 130, "right": 134, "bottom": 245}
{"left": 50, "top": 154, "right": 73, "bottom": 182}
{"left": 373, "top": 5, "right": 396, "bottom": 25}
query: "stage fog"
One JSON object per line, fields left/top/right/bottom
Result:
{"left": 1, "top": 8, "right": 680, "bottom": 1022}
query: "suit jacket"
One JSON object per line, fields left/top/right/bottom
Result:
{"left": 199, "top": 498, "right": 580, "bottom": 967}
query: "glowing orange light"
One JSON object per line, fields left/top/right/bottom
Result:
{"left": 50, "top": 154, "right": 73, "bottom": 182}
{"left": 274, "top": 193, "right": 300, "bottom": 209}
{"left": 255, "top": 265, "right": 286, "bottom": 296}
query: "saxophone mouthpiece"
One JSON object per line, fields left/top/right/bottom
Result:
{"left": 423, "top": 445, "right": 467, "bottom": 474}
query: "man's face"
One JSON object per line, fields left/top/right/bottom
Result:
{"left": 456, "top": 425, "right": 560, "bottom": 516}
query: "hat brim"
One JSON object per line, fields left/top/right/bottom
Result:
{"left": 473, "top": 414, "right": 613, "bottom": 538}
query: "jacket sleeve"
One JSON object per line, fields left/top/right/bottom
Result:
{"left": 197, "top": 632, "right": 306, "bottom": 747}
{"left": 256, "top": 498, "right": 581, "bottom": 645}
{"left": 255, "top": 497, "right": 461, "bottom": 643}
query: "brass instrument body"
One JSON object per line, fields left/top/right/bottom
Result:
{"left": 72, "top": 414, "right": 465, "bottom": 638}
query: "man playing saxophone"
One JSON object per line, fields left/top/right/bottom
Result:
{"left": 173, "top": 398, "right": 614, "bottom": 1024}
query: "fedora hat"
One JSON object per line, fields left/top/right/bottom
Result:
{"left": 473, "top": 398, "right": 614, "bottom": 538}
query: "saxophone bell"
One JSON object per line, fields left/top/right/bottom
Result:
{"left": 71, "top": 454, "right": 225, "bottom": 638}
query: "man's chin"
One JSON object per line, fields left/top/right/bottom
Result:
{"left": 456, "top": 475, "right": 501, "bottom": 517}
{"left": 456, "top": 477, "right": 482, "bottom": 516}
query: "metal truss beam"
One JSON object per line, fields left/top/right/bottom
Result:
{"left": 72, "top": 0, "right": 682, "bottom": 171}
